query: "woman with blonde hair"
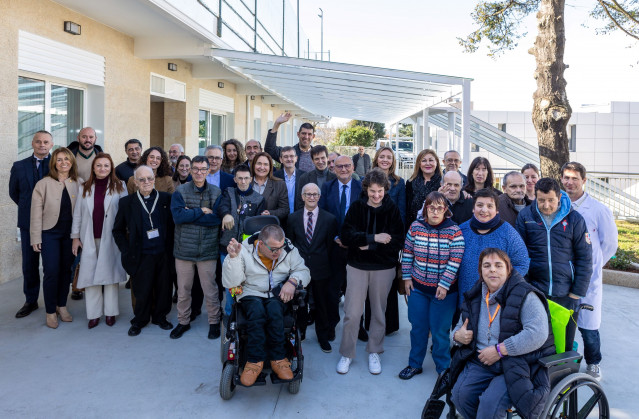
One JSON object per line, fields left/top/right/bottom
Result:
{"left": 31, "top": 147, "right": 81, "bottom": 329}
{"left": 71, "top": 153, "right": 128, "bottom": 328}
{"left": 406, "top": 149, "right": 442, "bottom": 227}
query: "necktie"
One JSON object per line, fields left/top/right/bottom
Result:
{"left": 339, "top": 184, "right": 347, "bottom": 223}
{"left": 35, "top": 158, "right": 43, "bottom": 180}
{"left": 306, "top": 211, "right": 314, "bottom": 244}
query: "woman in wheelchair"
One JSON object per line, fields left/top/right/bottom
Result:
{"left": 450, "top": 248, "right": 556, "bottom": 419}
{"left": 222, "top": 225, "right": 310, "bottom": 387}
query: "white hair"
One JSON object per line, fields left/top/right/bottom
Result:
{"left": 170, "top": 143, "right": 184, "bottom": 153}
{"left": 301, "top": 182, "right": 320, "bottom": 195}
{"left": 134, "top": 165, "right": 154, "bottom": 178}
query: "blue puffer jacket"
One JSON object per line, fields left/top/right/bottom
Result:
{"left": 516, "top": 191, "right": 592, "bottom": 298}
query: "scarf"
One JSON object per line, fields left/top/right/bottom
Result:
{"left": 470, "top": 213, "right": 501, "bottom": 231}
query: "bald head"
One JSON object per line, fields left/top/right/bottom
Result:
{"left": 441, "top": 170, "right": 463, "bottom": 202}
{"left": 77, "top": 127, "right": 97, "bottom": 152}
{"left": 335, "top": 155, "right": 354, "bottom": 184}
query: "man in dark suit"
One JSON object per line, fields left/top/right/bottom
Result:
{"left": 273, "top": 146, "right": 304, "bottom": 216}
{"left": 9, "top": 130, "right": 53, "bottom": 318}
{"left": 296, "top": 145, "right": 336, "bottom": 210}
{"left": 319, "top": 155, "right": 362, "bottom": 331}
{"left": 113, "top": 165, "right": 175, "bottom": 337}
{"left": 287, "top": 183, "right": 338, "bottom": 353}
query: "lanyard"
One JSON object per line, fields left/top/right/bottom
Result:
{"left": 485, "top": 292, "right": 501, "bottom": 328}
{"left": 137, "top": 191, "right": 159, "bottom": 229}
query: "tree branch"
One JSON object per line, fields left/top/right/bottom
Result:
{"left": 597, "top": 0, "right": 639, "bottom": 40}
{"left": 610, "top": 0, "right": 639, "bottom": 26}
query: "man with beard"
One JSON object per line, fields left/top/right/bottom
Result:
{"left": 169, "top": 144, "right": 184, "bottom": 172}
{"left": 67, "top": 127, "right": 103, "bottom": 181}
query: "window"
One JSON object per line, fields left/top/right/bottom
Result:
{"left": 470, "top": 143, "right": 480, "bottom": 152}
{"left": 18, "top": 75, "right": 84, "bottom": 160}
{"left": 498, "top": 123, "right": 507, "bottom": 133}
{"left": 199, "top": 109, "right": 225, "bottom": 155}
{"left": 253, "top": 118, "right": 262, "bottom": 140}
{"left": 569, "top": 124, "right": 577, "bottom": 152}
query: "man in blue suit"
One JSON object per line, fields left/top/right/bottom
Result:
{"left": 319, "top": 155, "right": 362, "bottom": 338}
{"left": 9, "top": 130, "right": 53, "bottom": 318}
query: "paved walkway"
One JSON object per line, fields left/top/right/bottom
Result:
{"left": 0, "top": 277, "right": 637, "bottom": 418}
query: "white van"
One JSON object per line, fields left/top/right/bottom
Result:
{"left": 376, "top": 138, "right": 415, "bottom": 167}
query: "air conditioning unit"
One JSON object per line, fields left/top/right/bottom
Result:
{"left": 150, "top": 73, "right": 186, "bottom": 102}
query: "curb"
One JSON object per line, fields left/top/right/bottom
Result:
{"left": 603, "top": 269, "right": 639, "bottom": 289}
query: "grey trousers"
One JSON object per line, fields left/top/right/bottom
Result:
{"left": 339, "top": 265, "right": 395, "bottom": 359}
{"left": 175, "top": 259, "right": 220, "bottom": 325}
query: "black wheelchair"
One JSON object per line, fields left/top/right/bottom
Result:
{"left": 218, "top": 215, "right": 307, "bottom": 400}
{"left": 422, "top": 304, "right": 610, "bottom": 419}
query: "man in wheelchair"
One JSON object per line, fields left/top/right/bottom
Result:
{"left": 222, "top": 224, "right": 310, "bottom": 387}
{"left": 448, "top": 248, "right": 556, "bottom": 419}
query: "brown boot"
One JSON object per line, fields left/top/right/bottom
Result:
{"left": 271, "top": 359, "right": 293, "bottom": 380}
{"left": 56, "top": 307, "right": 73, "bottom": 322}
{"left": 240, "top": 361, "right": 264, "bottom": 386}
{"left": 46, "top": 313, "right": 59, "bottom": 329}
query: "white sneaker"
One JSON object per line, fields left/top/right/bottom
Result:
{"left": 368, "top": 353, "right": 382, "bottom": 375}
{"left": 586, "top": 364, "right": 602, "bottom": 380}
{"left": 337, "top": 356, "right": 352, "bottom": 374}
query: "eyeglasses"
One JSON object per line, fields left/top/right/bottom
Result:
{"left": 427, "top": 205, "right": 447, "bottom": 213}
{"left": 445, "top": 159, "right": 461, "bottom": 163}
{"left": 262, "top": 241, "right": 285, "bottom": 253}
{"left": 191, "top": 168, "right": 209, "bottom": 174}
{"left": 207, "top": 156, "right": 222, "bottom": 161}
{"left": 303, "top": 193, "right": 320, "bottom": 198}
{"left": 335, "top": 164, "right": 352, "bottom": 170}
{"left": 136, "top": 177, "right": 155, "bottom": 183}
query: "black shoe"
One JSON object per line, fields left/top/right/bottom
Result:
{"left": 15, "top": 302, "right": 39, "bottom": 318}
{"left": 170, "top": 323, "right": 191, "bottom": 339}
{"left": 152, "top": 319, "right": 174, "bottom": 330}
{"left": 128, "top": 325, "right": 142, "bottom": 336}
{"left": 319, "top": 340, "right": 332, "bottom": 353}
{"left": 358, "top": 326, "right": 369, "bottom": 342}
{"left": 328, "top": 330, "right": 336, "bottom": 342}
{"left": 208, "top": 323, "right": 221, "bottom": 339}
{"left": 71, "top": 291, "right": 83, "bottom": 300}
{"left": 125, "top": 279, "right": 131, "bottom": 289}
{"left": 399, "top": 366, "right": 423, "bottom": 380}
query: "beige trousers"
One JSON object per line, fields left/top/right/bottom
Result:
{"left": 175, "top": 259, "right": 220, "bottom": 325}
{"left": 84, "top": 239, "right": 119, "bottom": 319}
{"left": 339, "top": 265, "right": 395, "bottom": 359}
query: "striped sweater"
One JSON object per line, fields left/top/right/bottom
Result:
{"left": 402, "top": 217, "right": 465, "bottom": 294}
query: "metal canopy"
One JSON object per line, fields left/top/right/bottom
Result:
{"left": 210, "top": 49, "right": 472, "bottom": 124}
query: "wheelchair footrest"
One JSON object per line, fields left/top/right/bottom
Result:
{"left": 538, "top": 350, "right": 582, "bottom": 368}
{"left": 270, "top": 372, "right": 297, "bottom": 385}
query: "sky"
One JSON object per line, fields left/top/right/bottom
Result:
{"left": 297, "top": 0, "right": 639, "bottom": 113}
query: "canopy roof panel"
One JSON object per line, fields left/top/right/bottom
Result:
{"left": 210, "top": 49, "right": 472, "bottom": 123}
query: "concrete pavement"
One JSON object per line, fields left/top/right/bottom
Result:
{"left": 0, "top": 278, "right": 637, "bottom": 418}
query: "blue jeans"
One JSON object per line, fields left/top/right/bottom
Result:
{"left": 579, "top": 327, "right": 602, "bottom": 365}
{"left": 451, "top": 359, "right": 512, "bottom": 419}
{"left": 407, "top": 287, "right": 457, "bottom": 373}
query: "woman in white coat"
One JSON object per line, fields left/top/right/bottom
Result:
{"left": 71, "top": 153, "right": 128, "bottom": 329}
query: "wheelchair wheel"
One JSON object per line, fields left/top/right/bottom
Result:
{"left": 288, "top": 379, "right": 301, "bottom": 394}
{"left": 540, "top": 372, "right": 609, "bottom": 418}
{"left": 219, "top": 363, "right": 236, "bottom": 400}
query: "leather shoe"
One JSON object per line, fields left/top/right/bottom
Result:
{"left": 71, "top": 291, "right": 84, "bottom": 300}
{"left": 152, "top": 319, "right": 174, "bottom": 330}
{"left": 319, "top": 340, "right": 332, "bottom": 353}
{"left": 271, "top": 359, "right": 293, "bottom": 380}
{"left": 46, "top": 313, "right": 59, "bottom": 329}
{"left": 208, "top": 323, "right": 221, "bottom": 339}
{"left": 88, "top": 318, "right": 100, "bottom": 329}
{"left": 399, "top": 366, "right": 423, "bottom": 380}
{"left": 105, "top": 316, "right": 116, "bottom": 327}
{"left": 170, "top": 323, "right": 191, "bottom": 339}
{"left": 128, "top": 325, "right": 141, "bottom": 336}
{"left": 56, "top": 306, "right": 73, "bottom": 322}
{"left": 240, "top": 361, "right": 264, "bottom": 386}
{"left": 16, "top": 302, "right": 38, "bottom": 318}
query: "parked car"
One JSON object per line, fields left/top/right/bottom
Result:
{"left": 376, "top": 138, "right": 415, "bottom": 167}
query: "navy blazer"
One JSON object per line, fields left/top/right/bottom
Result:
{"left": 319, "top": 177, "right": 362, "bottom": 231}
{"left": 9, "top": 155, "right": 50, "bottom": 229}
{"left": 219, "top": 170, "right": 236, "bottom": 191}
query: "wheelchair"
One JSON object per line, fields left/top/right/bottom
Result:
{"left": 422, "top": 304, "right": 610, "bottom": 419}
{"left": 218, "top": 215, "right": 307, "bottom": 400}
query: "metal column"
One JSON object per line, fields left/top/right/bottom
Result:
{"left": 461, "top": 79, "right": 471, "bottom": 172}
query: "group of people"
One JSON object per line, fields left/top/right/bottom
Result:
{"left": 10, "top": 113, "right": 618, "bottom": 416}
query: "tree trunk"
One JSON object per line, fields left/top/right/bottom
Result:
{"left": 531, "top": 0, "right": 571, "bottom": 181}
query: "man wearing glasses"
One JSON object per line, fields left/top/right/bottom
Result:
{"left": 205, "top": 145, "right": 235, "bottom": 191}
{"left": 223, "top": 224, "right": 310, "bottom": 386}
{"left": 286, "top": 183, "right": 338, "bottom": 353}
{"left": 169, "top": 156, "right": 223, "bottom": 340}
{"left": 442, "top": 150, "right": 467, "bottom": 188}
{"left": 113, "top": 165, "right": 175, "bottom": 337}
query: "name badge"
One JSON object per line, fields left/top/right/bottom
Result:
{"left": 147, "top": 229, "right": 159, "bottom": 239}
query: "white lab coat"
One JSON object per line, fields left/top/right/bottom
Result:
{"left": 573, "top": 193, "right": 618, "bottom": 330}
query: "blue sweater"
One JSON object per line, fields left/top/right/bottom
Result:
{"left": 457, "top": 220, "right": 530, "bottom": 306}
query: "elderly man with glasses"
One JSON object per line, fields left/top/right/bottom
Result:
{"left": 113, "top": 165, "right": 175, "bottom": 337}
{"left": 223, "top": 224, "right": 310, "bottom": 386}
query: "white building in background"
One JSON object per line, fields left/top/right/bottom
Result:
{"left": 429, "top": 101, "right": 639, "bottom": 175}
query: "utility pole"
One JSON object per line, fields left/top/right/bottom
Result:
{"left": 318, "top": 8, "right": 324, "bottom": 61}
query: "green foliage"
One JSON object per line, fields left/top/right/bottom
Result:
{"left": 590, "top": 0, "right": 639, "bottom": 40}
{"left": 609, "top": 248, "right": 635, "bottom": 270}
{"left": 335, "top": 126, "right": 376, "bottom": 147}
{"left": 199, "top": 120, "right": 207, "bottom": 138}
{"left": 348, "top": 120, "right": 386, "bottom": 139}
{"left": 607, "top": 221, "right": 639, "bottom": 271}
{"left": 399, "top": 123, "right": 413, "bottom": 137}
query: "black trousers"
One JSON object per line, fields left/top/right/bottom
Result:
{"left": 364, "top": 279, "right": 400, "bottom": 334}
{"left": 308, "top": 278, "right": 336, "bottom": 343}
{"left": 20, "top": 228, "right": 41, "bottom": 304}
{"left": 131, "top": 253, "right": 172, "bottom": 327}
{"left": 41, "top": 226, "right": 74, "bottom": 314}
{"left": 241, "top": 296, "right": 286, "bottom": 363}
